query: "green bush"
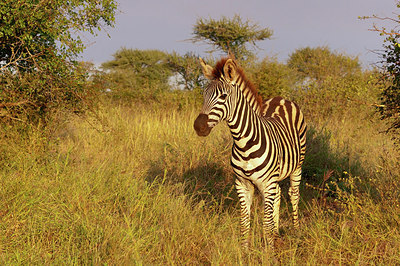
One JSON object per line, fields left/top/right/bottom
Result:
{"left": 98, "top": 49, "right": 175, "bottom": 102}
{"left": 286, "top": 47, "right": 380, "bottom": 118}
{"left": 0, "top": 0, "right": 116, "bottom": 125}
{"left": 247, "top": 56, "right": 297, "bottom": 98}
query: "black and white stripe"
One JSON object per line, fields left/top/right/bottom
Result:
{"left": 194, "top": 58, "right": 306, "bottom": 248}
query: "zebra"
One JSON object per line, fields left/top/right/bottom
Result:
{"left": 193, "top": 57, "right": 307, "bottom": 248}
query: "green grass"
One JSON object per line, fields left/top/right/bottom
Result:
{"left": 0, "top": 99, "right": 399, "bottom": 264}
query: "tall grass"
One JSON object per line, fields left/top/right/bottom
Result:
{"left": 0, "top": 98, "right": 399, "bottom": 264}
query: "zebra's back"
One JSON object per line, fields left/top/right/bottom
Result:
{"left": 262, "top": 97, "right": 307, "bottom": 180}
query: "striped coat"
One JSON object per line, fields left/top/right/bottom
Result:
{"left": 194, "top": 57, "right": 306, "bottom": 248}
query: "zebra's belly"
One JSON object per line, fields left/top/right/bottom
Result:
{"left": 231, "top": 156, "right": 295, "bottom": 184}
{"left": 231, "top": 157, "right": 274, "bottom": 182}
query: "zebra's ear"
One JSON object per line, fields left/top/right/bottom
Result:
{"left": 199, "top": 57, "right": 214, "bottom": 80}
{"left": 223, "top": 59, "right": 238, "bottom": 83}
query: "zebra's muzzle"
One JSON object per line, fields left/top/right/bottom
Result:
{"left": 194, "top": 113, "right": 212, "bottom": 137}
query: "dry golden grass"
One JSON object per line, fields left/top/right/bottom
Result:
{"left": 0, "top": 98, "right": 399, "bottom": 264}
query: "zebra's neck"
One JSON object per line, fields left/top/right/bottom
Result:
{"left": 237, "top": 80, "right": 263, "bottom": 116}
{"left": 227, "top": 88, "right": 264, "bottom": 144}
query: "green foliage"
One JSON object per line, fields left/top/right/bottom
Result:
{"left": 1, "top": 61, "right": 90, "bottom": 124}
{"left": 379, "top": 36, "right": 400, "bottom": 135}
{"left": 287, "top": 47, "right": 379, "bottom": 118}
{"left": 192, "top": 15, "right": 272, "bottom": 61}
{"left": 102, "top": 48, "right": 171, "bottom": 83}
{"left": 98, "top": 49, "right": 208, "bottom": 101}
{"left": 0, "top": 0, "right": 116, "bottom": 124}
{"left": 0, "top": 0, "right": 116, "bottom": 66}
{"left": 287, "top": 46, "right": 361, "bottom": 81}
{"left": 361, "top": 1, "right": 400, "bottom": 141}
{"left": 247, "top": 56, "right": 297, "bottom": 98}
{"left": 98, "top": 49, "right": 172, "bottom": 101}
{"left": 167, "top": 52, "right": 205, "bottom": 91}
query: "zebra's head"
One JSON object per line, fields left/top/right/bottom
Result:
{"left": 194, "top": 57, "right": 239, "bottom": 137}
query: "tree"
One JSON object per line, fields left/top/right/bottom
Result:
{"left": 287, "top": 46, "right": 366, "bottom": 100}
{"left": 99, "top": 49, "right": 172, "bottom": 100}
{"left": 102, "top": 48, "right": 172, "bottom": 87}
{"left": 286, "top": 47, "right": 375, "bottom": 118}
{"left": 0, "top": 0, "right": 116, "bottom": 124}
{"left": 191, "top": 15, "right": 273, "bottom": 61}
{"left": 247, "top": 57, "right": 296, "bottom": 98}
{"left": 287, "top": 46, "right": 361, "bottom": 82}
{"left": 167, "top": 52, "right": 205, "bottom": 91}
{"left": 362, "top": 1, "right": 400, "bottom": 136}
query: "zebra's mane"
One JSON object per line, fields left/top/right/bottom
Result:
{"left": 211, "top": 57, "right": 264, "bottom": 112}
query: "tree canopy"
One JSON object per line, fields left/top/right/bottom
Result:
{"left": 248, "top": 57, "right": 296, "bottom": 99}
{"left": 287, "top": 46, "right": 361, "bottom": 81}
{"left": 97, "top": 49, "right": 173, "bottom": 100}
{"left": 0, "top": 0, "right": 117, "bottom": 124}
{"left": 191, "top": 15, "right": 272, "bottom": 61}
{"left": 102, "top": 48, "right": 172, "bottom": 84}
{"left": 0, "top": 0, "right": 116, "bottom": 71}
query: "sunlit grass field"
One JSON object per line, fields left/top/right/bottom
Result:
{"left": 1, "top": 98, "right": 399, "bottom": 264}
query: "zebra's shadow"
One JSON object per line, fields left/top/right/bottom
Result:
{"left": 146, "top": 161, "right": 239, "bottom": 211}
{"left": 182, "top": 163, "right": 238, "bottom": 210}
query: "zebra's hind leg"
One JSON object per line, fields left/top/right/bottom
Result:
{"left": 272, "top": 183, "right": 281, "bottom": 234}
{"left": 235, "top": 177, "right": 255, "bottom": 249}
{"left": 289, "top": 168, "right": 302, "bottom": 228}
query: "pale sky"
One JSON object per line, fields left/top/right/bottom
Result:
{"left": 79, "top": 0, "right": 398, "bottom": 68}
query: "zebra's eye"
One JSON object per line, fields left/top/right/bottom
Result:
{"left": 219, "top": 94, "right": 227, "bottom": 100}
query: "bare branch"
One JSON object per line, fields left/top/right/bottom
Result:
{"left": 369, "top": 24, "right": 400, "bottom": 36}
{"left": 362, "top": 14, "right": 400, "bottom": 36}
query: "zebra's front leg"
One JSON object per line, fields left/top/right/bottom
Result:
{"left": 262, "top": 181, "right": 279, "bottom": 247}
{"left": 235, "top": 177, "right": 255, "bottom": 249}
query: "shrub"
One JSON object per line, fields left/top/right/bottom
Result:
{"left": 0, "top": 0, "right": 116, "bottom": 125}
{"left": 247, "top": 56, "right": 297, "bottom": 98}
